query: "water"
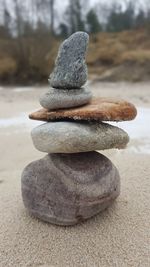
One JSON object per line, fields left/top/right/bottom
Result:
{"left": 13, "top": 87, "right": 34, "bottom": 92}
{"left": 111, "top": 107, "right": 150, "bottom": 139}
{"left": 0, "top": 113, "right": 40, "bottom": 129}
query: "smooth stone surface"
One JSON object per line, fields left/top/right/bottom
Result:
{"left": 31, "top": 121, "right": 129, "bottom": 153}
{"left": 39, "top": 87, "right": 92, "bottom": 110}
{"left": 49, "top": 32, "right": 89, "bottom": 89}
{"left": 29, "top": 97, "right": 137, "bottom": 122}
{"left": 21, "top": 152, "right": 120, "bottom": 225}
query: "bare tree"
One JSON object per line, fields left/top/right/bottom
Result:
{"left": 13, "top": 0, "right": 24, "bottom": 37}
{"left": 66, "top": 0, "right": 85, "bottom": 34}
{"left": 34, "top": 0, "right": 55, "bottom": 35}
{"left": 49, "top": 0, "right": 55, "bottom": 35}
{"left": 0, "top": 0, "right": 11, "bottom": 37}
{"left": 3, "top": 0, "right": 10, "bottom": 29}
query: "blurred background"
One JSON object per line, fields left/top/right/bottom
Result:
{"left": 0, "top": 0, "right": 150, "bottom": 85}
{"left": 0, "top": 2, "right": 150, "bottom": 265}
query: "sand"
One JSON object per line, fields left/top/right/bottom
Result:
{"left": 0, "top": 82, "right": 150, "bottom": 267}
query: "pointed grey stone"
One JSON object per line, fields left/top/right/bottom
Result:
{"left": 21, "top": 152, "right": 120, "bottom": 225}
{"left": 39, "top": 87, "right": 92, "bottom": 110}
{"left": 31, "top": 121, "right": 129, "bottom": 153}
{"left": 49, "top": 32, "right": 89, "bottom": 89}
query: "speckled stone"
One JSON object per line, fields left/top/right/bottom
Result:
{"left": 49, "top": 32, "right": 89, "bottom": 89}
{"left": 21, "top": 152, "right": 120, "bottom": 225}
{"left": 39, "top": 87, "right": 92, "bottom": 110}
{"left": 31, "top": 121, "right": 129, "bottom": 153}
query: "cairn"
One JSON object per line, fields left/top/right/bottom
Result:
{"left": 21, "top": 32, "right": 137, "bottom": 226}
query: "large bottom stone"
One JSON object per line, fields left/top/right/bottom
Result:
{"left": 21, "top": 152, "right": 120, "bottom": 226}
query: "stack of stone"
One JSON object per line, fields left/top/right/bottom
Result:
{"left": 21, "top": 32, "right": 137, "bottom": 226}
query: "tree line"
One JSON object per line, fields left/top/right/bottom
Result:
{"left": 0, "top": 0, "right": 150, "bottom": 39}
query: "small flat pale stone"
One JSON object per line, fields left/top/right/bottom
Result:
{"left": 21, "top": 152, "right": 120, "bottom": 225}
{"left": 49, "top": 32, "right": 89, "bottom": 89}
{"left": 31, "top": 121, "right": 129, "bottom": 153}
{"left": 29, "top": 97, "right": 137, "bottom": 122}
{"left": 39, "top": 87, "right": 92, "bottom": 110}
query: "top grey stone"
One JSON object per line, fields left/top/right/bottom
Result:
{"left": 49, "top": 32, "right": 89, "bottom": 89}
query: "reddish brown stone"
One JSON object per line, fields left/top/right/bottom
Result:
{"left": 29, "top": 97, "right": 137, "bottom": 122}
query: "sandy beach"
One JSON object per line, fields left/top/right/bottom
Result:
{"left": 0, "top": 82, "right": 150, "bottom": 267}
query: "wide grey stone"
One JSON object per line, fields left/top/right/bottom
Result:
{"left": 39, "top": 87, "right": 92, "bottom": 110}
{"left": 21, "top": 152, "right": 120, "bottom": 225}
{"left": 49, "top": 32, "right": 89, "bottom": 89}
{"left": 31, "top": 121, "right": 129, "bottom": 153}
